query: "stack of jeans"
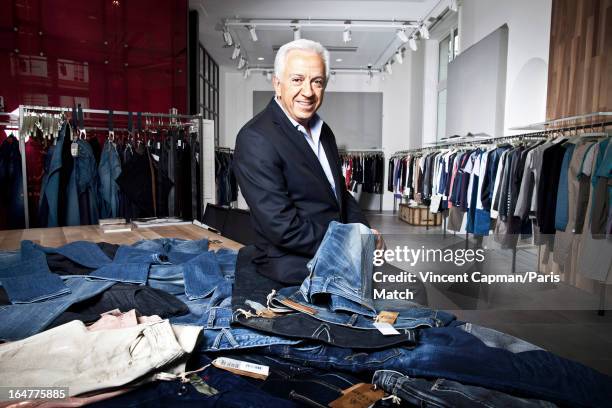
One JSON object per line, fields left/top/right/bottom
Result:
{"left": 1, "top": 225, "right": 612, "bottom": 407}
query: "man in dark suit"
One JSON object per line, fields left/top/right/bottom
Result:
{"left": 233, "top": 39, "right": 377, "bottom": 284}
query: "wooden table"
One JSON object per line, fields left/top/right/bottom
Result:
{"left": 0, "top": 224, "right": 244, "bottom": 251}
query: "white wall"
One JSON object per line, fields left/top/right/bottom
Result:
{"left": 459, "top": 0, "right": 551, "bottom": 134}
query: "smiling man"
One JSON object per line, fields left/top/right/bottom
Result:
{"left": 233, "top": 39, "right": 371, "bottom": 284}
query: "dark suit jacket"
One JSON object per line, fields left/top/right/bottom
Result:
{"left": 233, "top": 98, "right": 370, "bottom": 284}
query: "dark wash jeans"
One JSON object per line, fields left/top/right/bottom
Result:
{"left": 372, "top": 370, "right": 558, "bottom": 408}
{"left": 88, "top": 354, "right": 297, "bottom": 408}
{"left": 264, "top": 322, "right": 612, "bottom": 408}
{"left": 231, "top": 353, "right": 366, "bottom": 407}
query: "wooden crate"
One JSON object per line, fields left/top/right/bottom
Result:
{"left": 398, "top": 204, "right": 442, "bottom": 226}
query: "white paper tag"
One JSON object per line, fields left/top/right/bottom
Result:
{"left": 373, "top": 322, "right": 400, "bottom": 335}
{"left": 71, "top": 142, "right": 79, "bottom": 157}
{"left": 151, "top": 154, "right": 160, "bottom": 162}
{"left": 178, "top": 139, "right": 182, "bottom": 147}
{"left": 212, "top": 357, "right": 269, "bottom": 379}
{"left": 156, "top": 142, "right": 161, "bottom": 149}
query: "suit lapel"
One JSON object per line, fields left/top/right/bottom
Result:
{"left": 320, "top": 128, "right": 344, "bottom": 209}
{"left": 269, "top": 100, "right": 339, "bottom": 206}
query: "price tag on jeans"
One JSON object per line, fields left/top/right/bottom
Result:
{"left": 329, "top": 383, "right": 385, "bottom": 408}
{"left": 373, "top": 322, "right": 400, "bottom": 335}
{"left": 212, "top": 357, "right": 269, "bottom": 380}
{"left": 71, "top": 142, "right": 79, "bottom": 157}
{"left": 375, "top": 311, "right": 399, "bottom": 325}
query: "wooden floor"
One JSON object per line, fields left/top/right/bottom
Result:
{"left": 0, "top": 224, "right": 243, "bottom": 252}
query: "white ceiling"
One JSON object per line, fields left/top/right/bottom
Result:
{"left": 190, "top": 0, "right": 441, "bottom": 71}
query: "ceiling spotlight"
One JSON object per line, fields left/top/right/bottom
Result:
{"left": 419, "top": 24, "right": 430, "bottom": 40}
{"left": 243, "top": 68, "right": 250, "bottom": 79}
{"left": 449, "top": 0, "right": 459, "bottom": 12}
{"left": 336, "top": 58, "right": 343, "bottom": 62}
{"left": 237, "top": 56, "right": 246, "bottom": 69}
{"left": 248, "top": 25, "right": 258, "bottom": 42}
{"left": 293, "top": 26, "right": 301, "bottom": 41}
{"left": 385, "top": 62, "right": 393, "bottom": 75}
{"left": 396, "top": 29, "right": 409, "bottom": 43}
{"left": 343, "top": 25, "right": 352, "bottom": 43}
{"left": 409, "top": 37, "right": 418, "bottom": 52}
{"left": 257, "top": 57, "right": 265, "bottom": 61}
{"left": 394, "top": 50, "right": 403, "bottom": 64}
{"left": 231, "top": 44, "right": 240, "bottom": 60}
{"left": 223, "top": 27, "right": 233, "bottom": 46}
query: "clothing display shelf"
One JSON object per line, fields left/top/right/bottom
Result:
{"left": 338, "top": 148, "right": 385, "bottom": 213}
{"left": 16, "top": 105, "right": 216, "bottom": 228}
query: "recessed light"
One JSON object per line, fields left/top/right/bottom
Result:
{"left": 336, "top": 58, "right": 343, "bottom": 62}
{"left": 257, "top": 57, "right": 265, "bottom": 61}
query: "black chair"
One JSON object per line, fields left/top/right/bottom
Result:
{"left": 223, "top": 208, "right": 258, "bottom": 245}
{"left": 202, "top": 204, "right": 230, "bottom": 233}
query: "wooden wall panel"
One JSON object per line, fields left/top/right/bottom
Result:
{"left": 547, "top": 0, "right": 612, "bottom": 120}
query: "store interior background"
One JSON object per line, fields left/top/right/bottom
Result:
{"left": 1, "top": 0, "right": 611, "bottom": 375}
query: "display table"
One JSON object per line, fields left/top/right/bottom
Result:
{"left": 398, "top": 203, "right": 442, "bottom": 226}
{"left": 0, "top": 224, "right": 243, "bottom": 251}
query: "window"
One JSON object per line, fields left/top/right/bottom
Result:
{"left": 436, "top": 28, "right": 459, "bottom": 142}
{"left": 198, "top": 45, "right": 220, "bottom": 145}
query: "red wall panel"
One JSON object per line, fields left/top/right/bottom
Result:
{"left": 0, "top": 0, "right": 187, "bottom": 114}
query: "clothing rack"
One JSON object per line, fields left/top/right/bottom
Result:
{"left": 338, "top": 148, "right": 384, "bottom": 212}
{"left": 16, "top": 105, "right": 213, "bottom": 228}
{"left": 391, "top": 113, "right": 611, "bottom": 314}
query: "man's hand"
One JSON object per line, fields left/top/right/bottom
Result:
{"left": 371, "top": 228, "right": 386, "bottom": 250}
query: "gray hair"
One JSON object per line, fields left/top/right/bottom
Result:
{"left": 274, "top": 39, "right": 330, "bottom": 81}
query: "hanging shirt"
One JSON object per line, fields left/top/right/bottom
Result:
{"left": 275, "top": 98, "right": 336, "bottom": 197}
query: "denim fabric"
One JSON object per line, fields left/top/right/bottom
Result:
{"left": 301, "top": 221, "right": 377, "bottom": 311}
{"left": 554, "top": 143, "right": 575, "bottom": 231}
{"left": 272, "top": 287, "right": 453, "bottom": 331}
{"left": 0, "top": 242, "right": 70, "bottom": 303}
{"left": 265, "top": 322, "right": 612, "bottom": 408}
{"left": 66, "top": 139, "right": 99, "bottom": 225}
{"left": 0, "top": 136, "right": 25, "bottom": 229}
{"left": 39, "top": 123, "right": 68, "bottom": 227}
{"left": 235, "top": 353, "right": 366, "bottom": 407}
{"left": 88, "top": 354, "right": 297, "bottom": 408}
{"left": 235, "top": 303, "right": 416, "bottom": 349}
{"left": 0, "top": 277, "right": 115, "bottom": 340}
{"left": 372, "top": 370, "right": 558, "bottom": 408}
{"left": 98, "top": 140, "right": 122, "bottom": 219}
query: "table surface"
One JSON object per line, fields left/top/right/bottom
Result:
{"left": 0, "top": 224, "right": 244, "bottom": 251}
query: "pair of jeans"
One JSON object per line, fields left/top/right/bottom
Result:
{"left": 89, "top": 353, "right": 297, "bottom": 408}
{"left": 38, "top": 123, "right": 68, "bottom": 227}
{"left": 372, "top": 370, "right": 557, "bottom": 408}
{"left": 66, "top": 138, "right": 100, "bottom": 225}
{"left": 98, "top": 140, "right": 122, "bottom": 218}
{"left": 0, "top": 136, "right": 25, "bottom": 229}
{"left": 265, "top": 322, "right": 612, "bottom": 408}
{"left": 284, "top": 222, "right": 453, "bottom": 330}
{"left": 0, "top": 319, "right": 201, "bottom": 397}
{"left": 232, "top": 246, "right": 416, "bottom": 349}
{"left": 234, "top": 353, "right": 367, "bottom": 407}
{"left": 271, "top": 287, "right": 452, "bottom": 331}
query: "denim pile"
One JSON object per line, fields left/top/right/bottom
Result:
{"left": 0, "top": 223, "right": 611, "bottom": 407}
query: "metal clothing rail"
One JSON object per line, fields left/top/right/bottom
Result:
{"left": 17, "top": 105, "right": 207, "bottom": 228}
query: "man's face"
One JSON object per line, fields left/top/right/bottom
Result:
{"left": 273, "top": 49, "right": 326, "bottom": 127}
